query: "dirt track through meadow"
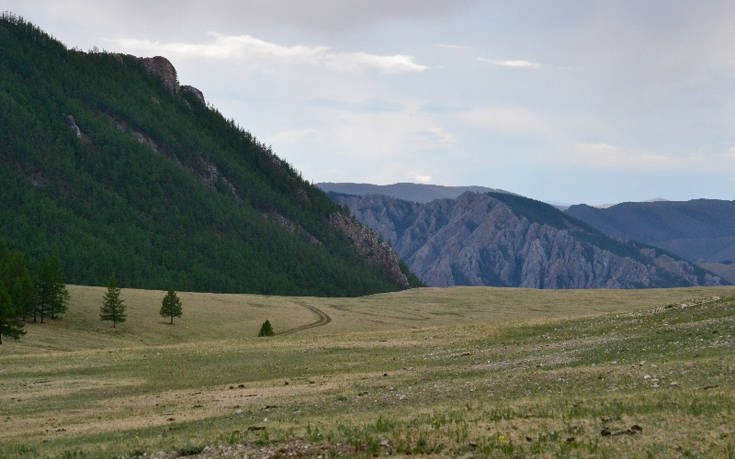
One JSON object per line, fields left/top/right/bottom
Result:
{"left": 277, "top": 302, "right": 332, "bottom": 335}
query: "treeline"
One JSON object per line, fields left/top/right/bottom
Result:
{"left": 0, "top": 14, "right": 416, "bottom": 296}
{"left": 0, "top": 239, "right": 69, "bottom": 344}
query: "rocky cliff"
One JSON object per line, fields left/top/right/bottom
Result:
{"left": 329, "top": 213, "right": 410, "bottom": 289}
{"left": 330, "top": 191, "right": 724, "bottom": 288}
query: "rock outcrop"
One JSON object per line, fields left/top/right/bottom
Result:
{"left": 331, "top": 191, "right": 724, "bottom": 288}
{"left": 111, "top": 53, "right": 206, "bottom": 104}
{"left": 65, "top": 114, "right": 81, "bottom": 138}
{"left": 181, "top": 85, "right": 205, "bottom": 104}
{"left": 141, "top": 56, "right": 178, "bottom": 94}
{"left": 329, "top": 212, "right": 410, "bottom": 289}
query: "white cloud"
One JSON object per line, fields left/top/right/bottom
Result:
{"left": 323, "top": 110, "right": 455, "bottom": 158}
{"left": 435, "top": 43, "right": 471, "bottom": 50}
{"left": 570, "top": 143, "right": 704, "bottom": 170}
{"left": 269, "top": 128, "right": 318, "bottom": 144}
{"left": 110, "top": 33, "right": 428, "bottom": 74}
{"left": 419, "top": 126, "right": 456, "bottom": 145}
{"left": 457, "top": 108, "right": 549, "bottom": 134}
{"left": 476, "top": 58, "right": 541, "bottom": 69}
{"left": 414, "top": 175, "right": 432, "bottom": 183}
{"left": 729, "top": 146, "right": 735, "bottom": 153}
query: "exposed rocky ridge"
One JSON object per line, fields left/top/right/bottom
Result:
{"left": 181, "top": 85, "right": 205, "bottom": 104}
{"left": 330, "top": 192, "right": 724, "bottom": 288}
{"left": 265, "top": 211, "right": 323, "bottom": 247}
{"left": 65, "top": 114, "right": 82, "bottom": 138}
{"left": 111, "top": 54, "right": 205, "bottom": 105}
{"left": 141, "top": 56, "right": 179, "bottom": 94}
{"left": 111, "top": 116, "right": 161, "bottom": 152}
{"left": 329, "top": 212, "right": 410, "bottom": 289}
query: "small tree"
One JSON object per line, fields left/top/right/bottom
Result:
{"left": 159, "top": 289, "right": 182, "bottom": 324}
{"left": 258, "top": 320, "right": 274, "bottom": 337}
{"left": 100, "top": 275, "right": 126, "bottom": 328}
{"left": 36, "top": 256, "right": 69, "bottom": 322}
{"left": 0, "top": 285, "right": 24, "bottom": 344}
{"left": 2, "top": 252, "right": 36, "bottom": 322}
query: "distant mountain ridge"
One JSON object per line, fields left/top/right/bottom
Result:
{"left": 317, "top": 182, "right": 512, "bottom": 203}
{"left": 330, "top": 191, "right": 724, "bottom": 288}
{"left": 0, "top": 15, "right": 416, "bottom": 296}
{"left": 567, "top": 199, "right": 735, "bottom": 283}
{"left": 566, "top": 199, "right": 735, "bottom": 262}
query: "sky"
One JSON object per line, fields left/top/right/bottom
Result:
{"left": 4, "top": 0, "right": 735, "bottom": 205}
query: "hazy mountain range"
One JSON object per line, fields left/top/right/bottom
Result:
{"left": 328, "top": 189, "right": 724, "bottom": 288}
{"left": 567, "top": 199, "right": 735, "bottom": 283}
{"left": 317, "top": 182, "right": 512, "bottom": 204}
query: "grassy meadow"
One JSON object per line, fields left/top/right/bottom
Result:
{"left": 1, "top": 285, "right": 734, "bottom": 457}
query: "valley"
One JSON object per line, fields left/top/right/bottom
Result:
{"left": 1, "top": 285, "right": 734, "bottom": 457}
{"left": 2, "top": 9, "right": 735, "bottom": 459}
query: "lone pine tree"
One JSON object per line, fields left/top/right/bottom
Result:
{"left": 2, "top": 252, "right": 36, "bottom": 322}
{"left": 100, "top": 275, "right": 126, "bottom": 328}
{"left": 258, "top": 319, "right": 274, "bottom": 337}
{"left": 0, "top": 240, "right": 34, "bottom": 331}
{"left": 0, "top": 284, "right": 25, "bottom": 344}
{"left": 36, "top": 256, "right": 69, "bottom": 322}
{"left": 160, "top": 289, "right": 182, "bottom": 324}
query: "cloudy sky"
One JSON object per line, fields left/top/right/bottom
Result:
{"left": 5, "top": 0, "right": 735, "bottom": 204}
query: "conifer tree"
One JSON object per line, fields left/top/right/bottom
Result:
{"left": 100, "top": 275, "right": 126, "bottom": 328}
{"left": 159, "top": 289, "right": 182, "bottom": 324}
{"left": 2, "top": 252, "right": 36, "bottom": 321}
{"left": 258, "top": 319, "right": 274, "bottom": 337}
{"left": 0, "top": 284, "right": 24, "bottom": 344}
{"left": 35, "top": 256, "right": 69, "bottom": 322}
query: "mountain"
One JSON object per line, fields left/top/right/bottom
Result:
{"left": 329, "top": 191, "right": 725, "bottom": 288}
{"left": 0, "top": 14, "right": 418, "bottom": 296}
{"left": 566, "top": 200, "right": 735, "bottom": 263}
{"left": 317, "top": 182, "right": 511, "bottom": 203}
{"left": 566, "top": 199, "right": 735, "bottom": 283}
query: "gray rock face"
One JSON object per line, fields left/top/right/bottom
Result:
{"left": 141, "top": 56, "right": 179, "bottom": 94}
{"left": 181, "top": 85, "right": 205, "bottom": 104}
{"left": 332, "top": 192, "right": 724, "bottom": 288}
{"left": 65, "top": 114, "right": 81, "bottom": 138}
{"left": 329, "top": 212, "right": 410, "bottom": 289}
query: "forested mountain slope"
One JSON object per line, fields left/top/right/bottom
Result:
{"left": 330, "top": 191, "right": 725, "bottom": 288}
{"left": 0, "top": 15, "right": 417, "bottom": 295}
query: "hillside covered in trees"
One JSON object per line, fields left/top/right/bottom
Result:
{"left": 0, "top": 14, "right": 418, "bottom": 296}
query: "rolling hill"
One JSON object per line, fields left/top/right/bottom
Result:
{"left": 0, "top": 14, "right": 417, "bottom": 296}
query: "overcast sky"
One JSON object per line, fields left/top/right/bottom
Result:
{"left": 5, "top": 0, "right": 735, "bottom": 204}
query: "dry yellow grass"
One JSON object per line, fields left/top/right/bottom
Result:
{"left": 7, "top": 284, "right": 732, "bottom": 354}
{"left": 1, "top": 285, "right": 734, "bottom": 457}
